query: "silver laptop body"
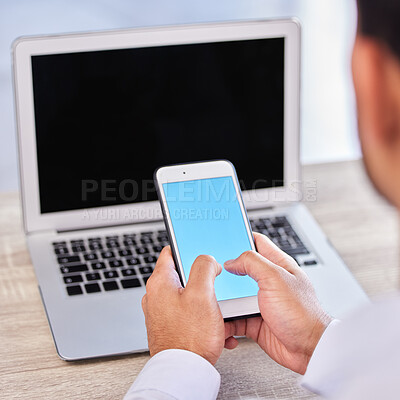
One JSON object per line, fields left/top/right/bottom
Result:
{"left": 13, "top": 19, "right": 368, "bottom": 360}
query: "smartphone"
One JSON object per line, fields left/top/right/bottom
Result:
{"left": 155, "top": 160, "right": 260, "bottom": 320}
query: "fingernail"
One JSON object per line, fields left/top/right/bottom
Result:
{"left": 224, "top": 259, "right": 234, "bottom": 266}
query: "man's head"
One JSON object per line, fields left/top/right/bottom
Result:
{"left": 353, "top": 0, "right": 400, "bottom": 207}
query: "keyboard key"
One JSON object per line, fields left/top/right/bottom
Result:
{"left": 123, "top": 233, "right": 136, "bottom": 238}
{"left": 272, "top": 221, "right": 286, "bottom": 228}
{"left": 71, "top": 239, "right": 84, "bottom": 244}
{"left": 60, "top": 264, "right": 88, "bottom": 274}
{"left": 57, "top": 255, "right": 80, "bottom": 264}
{"left": 103, "top": 281, "right": 119, "bottom": 291}
{"left": 72, "top": 245, "right": 86, "bottom": 253}
{"left": 54, "top": 247, "right": 69, "bottom": 255}
{"left": 143, "top": 275, "right": 151, "bottom": 284}
{"left": 88, "top": 237, "right": 101, "bottom": 242}
{"left": 136, "top": 246, "right": 149, "bottom": 255}
{"left": 66, "top": 285, "right": 83, "bottom": 296}
{"left": 106, "top": 241, "right": 120, "bottom": 249}
{"left": 109, "top": 259, "right": 123, "bottom": 268}
{"left": 85, "top": 283, "right": 101, "bottom": 293}
{"left": 89, "top": 242, "right": 103, "bottom": 250}
{"left": 141, "top": 231, "right": 153, "bottom": 236}
{"left": 140, "top": 236, "right": 153, "bottom": 244}
{"left": 278, "top": 239, "right": 290, "bottom": 247}
{"left": 139, "top": 266, "right": 153, "bottom": 275}
{"left": 156, "top": 236, "right": 169, "bottom": 243}
{"left": 86, "top": 272, "right": 101, "bottom": 281}
{"left": 121, "top": 278, "right": 141, "bottom": 289}
{"left": 123, "top": 239, "right": 137, "bottom": 246}
{"left": 126, "top": 257, "right": 139, "bottom": 266}
{"left": 101, "top": 251, "right": 115, "bottom": 259}
{"left": 106, "top": 235, "right": 118, "bottom": 240}
{"left": 63, "top": 275, "right": 83, "bottom": 284}
{"left": 284, "top": 226, "right": 296, "bottom": 235}
{"left": 91, "top": 261, "right": 106, "bottom": 270}
{"left": 144, "top": 255, "right": 157, "bottom": 263}
{"left": 153, "top": 245, "right": 163, "bottom": 253}
{"left": 119, "top": 249, "right": 132, "bottom": 257}
{"left": 103, "top": 270, "right": 119, "bottom": 279}
{"left": 53, "top": 241, "right": 67, "bottom": 246}
{"left": 284, "top": 247, "right": 309, "bottom": 256}
{"left": 304, "top": 260, "right": 317, "bottom": 266}
{"left": 122, "top": 268, "right": 136, "bottom": 277}
{"left": 157, "top": 230, "right": 167, "bottom": 234}
{"left": 84, "top": 253, "right": 98, "bottom": 261}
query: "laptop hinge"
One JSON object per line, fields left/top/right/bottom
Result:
{"left": 27, "top": 229, "right": 57, "bottom": 238}
{"left": 246, "top": 205, "right": 275, "bottom": 213}
{"left": 56, "top": 218, "right": 165, "bottom": 234}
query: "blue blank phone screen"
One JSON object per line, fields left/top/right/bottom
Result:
{"left": 163, "top": 176, "right": 259, "bottom": 301}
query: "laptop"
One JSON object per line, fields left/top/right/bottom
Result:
{"left": 12, "top": 19, "right": 368, "bottom": 361}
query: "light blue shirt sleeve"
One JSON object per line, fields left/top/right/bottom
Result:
{"left": 124, "top": 349, "right": 221, "bottom": 400}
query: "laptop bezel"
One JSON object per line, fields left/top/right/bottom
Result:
{"left": 13, "top": 19, "right": 301, "bottom": 234}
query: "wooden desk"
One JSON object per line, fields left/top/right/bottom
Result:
{"left": 1, "top": 161, "right": 398, "bottom": 399}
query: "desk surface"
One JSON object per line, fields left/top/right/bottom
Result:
{"left": 1, "top": 160, "right": 398, "bottom": 399}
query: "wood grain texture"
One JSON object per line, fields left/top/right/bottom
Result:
{"left": 0, "top": 161, "right": 398, "bottom": 399}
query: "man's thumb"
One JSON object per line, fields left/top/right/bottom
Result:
{"left": 186, "top": 255, "right": 222, "bottom": 293}
{"left": 224, "top": 250, "right": 279, "bottom": 283}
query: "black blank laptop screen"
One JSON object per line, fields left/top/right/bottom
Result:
{"left": 31, "top": 37, "right": 284, "bottom": 214}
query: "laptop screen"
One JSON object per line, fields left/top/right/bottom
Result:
{"left": 31, "top": 37, "right": 284, "bottom": 214}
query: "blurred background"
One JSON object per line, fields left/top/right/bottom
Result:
{"left": 0, "top": 0, "right": 360, "bottom": 192}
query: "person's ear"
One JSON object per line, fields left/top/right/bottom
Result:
{"left": 352, "top": 36, "right": 400, "bottom": 151}
{"left": 352, "top": 35, "right": 400, "bottom": 207}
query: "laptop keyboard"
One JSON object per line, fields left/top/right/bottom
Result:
{"left": 54, "top": 231, "right": 169, "bottom": 296}
{"left": 250, "top": 216, "right": 312, "bottom": 260}
{"left": 55, "top": 216, "right": 315, "bottom": 297}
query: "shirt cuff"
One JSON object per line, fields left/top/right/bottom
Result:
{"left": 301, "top": 319, "right": 341, "bottom": 396}
{"left": 125, "top": 349, "right": 221, "bottom": 400}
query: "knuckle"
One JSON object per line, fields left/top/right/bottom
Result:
{"left": 270, "top": 265, "right": 283, "bottom": 279}
{"left": 285, "top": 254, "right": 304, "bottom": 273}
{"left": 185, "top": 286, "right": 210, "bottom": 303}
{"left": 145, "top": 274, "right": 156, "bottom": 291}
{"left": 194, "top": 254, "right": 220, "bottom": 276}
{"left": 195, "top": 254, "right": 216, "bottom": 265}
{"left": 242, "top": 250, "right": 257, "bottom": 263}
{"left": 141, "top": 294, "right": 147, "bottom": 311}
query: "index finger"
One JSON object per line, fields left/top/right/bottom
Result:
{"left": 253, "top": 232, "right": 297, "bottom": 271}
{"left": 224, "top": 250, "right": 284, "bottom": 283}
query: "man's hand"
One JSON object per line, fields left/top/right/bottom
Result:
{"left": 142, "top": 246, "right": 225, "bottom": 365}
{"left": 224, "top": 232, "right": 333, "bottom": 375}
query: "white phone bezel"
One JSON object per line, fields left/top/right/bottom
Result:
{"left": 156, "top": 160, "right": 260, "bottom": 319}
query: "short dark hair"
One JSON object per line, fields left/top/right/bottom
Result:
{"left": 357, "top": 0, "right": 400, "bottom": 59}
